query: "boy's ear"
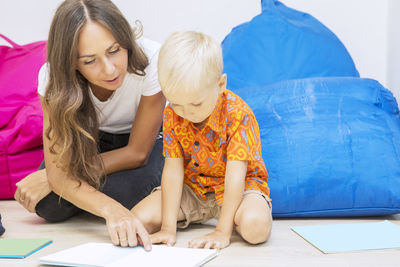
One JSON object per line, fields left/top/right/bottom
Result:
{"left": 218, "top": 74, "right": 227, "bottom": 94}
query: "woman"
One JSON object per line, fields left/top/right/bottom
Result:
{"left": 14, "top": 0, "right": 165, "bottom": 250}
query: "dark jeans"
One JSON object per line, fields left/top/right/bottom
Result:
{"left": 35, "top": 130, "right": 164, "bottom": 222}
{"left": 0, "top": 214, "right": 5, "bottom": 236}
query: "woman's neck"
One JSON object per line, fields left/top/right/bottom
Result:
{"left": 90, "top": 84, "right": 115, "bottom": 102}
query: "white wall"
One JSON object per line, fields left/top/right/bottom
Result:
{"left": 283, "top": 0, "right": 389, "bottom": 88}
{"left": 0, "top": 0, "right": 61, "bottom": 44}
{"left": 0, "top": 0, "right": 260, "bottom": 46}
{"left": 0, "top": 0, "right": 398, "bottom": 101}
{"left": 387, "top": 0, "right": 400, "bottom": 102}
{"left": 115, "top": 0, "right": 260, "bottom": 44}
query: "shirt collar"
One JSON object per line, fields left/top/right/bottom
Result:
{"left": 204, "top": 90, "right": 225, "bottom": 133}
{"left": 173, "top": 90, "right": 226, "bottom": 133}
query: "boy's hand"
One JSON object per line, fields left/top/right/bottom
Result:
{"left": 188, "top": 230, "right": 230, "bottom": 249}
{"left": 150, "top": 228, "right": 177, "bottom": 246}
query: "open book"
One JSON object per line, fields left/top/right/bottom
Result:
{"left": 38, "top": 242, "right": 218, "bottom": 267}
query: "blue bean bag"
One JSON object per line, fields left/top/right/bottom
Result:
{"left": 222, "top": 0, "right": 359, "bottom": 90}
{"left": 235, "top": 77, "right": 400, "bottom": 217}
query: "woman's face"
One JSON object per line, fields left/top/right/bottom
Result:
{"left": 76, "top": 22, "right": 128, "bottom": 92}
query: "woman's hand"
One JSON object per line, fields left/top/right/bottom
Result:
{"left": 104, "top": 205, "right": 152, "bottom": 251}
{"left": 188, "top": 230, "right": 230, "bottom": 249}
{"left": 14, "top": 169, "right": 51, "bottom": 213}
{"left": 150, "top": 228, "right": 177, "bottom": 247}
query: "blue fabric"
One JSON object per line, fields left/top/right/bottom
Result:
{"left": 235, "top": 77, "right": 400, "bottom": 217}
{"left": 222, "top": 0, "right": 359, "bottom": 90}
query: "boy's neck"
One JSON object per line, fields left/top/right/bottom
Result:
{"left": 194, "top": 119, "right": 208, "bottom": 130}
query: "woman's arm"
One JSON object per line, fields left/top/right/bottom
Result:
{"left": 15, "top": 92, "right": 165, "bottom": 213}
{"left": 14, "top": 169, "right": 50, "bottom": 213}
{"left": 101, "top": 91, "right": 166, "bottom": 174}
{"left": 42, "top": 97, "right": 151, "bottom": 249}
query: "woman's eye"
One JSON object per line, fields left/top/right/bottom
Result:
{"left": 84, "top": 59, "right": 95, "bottom": 65}
{"left": 110, "top": 47, "right": 120, "bottom": 54}
{"left": 192, "top": 103, "right": 202, "bottom": 107}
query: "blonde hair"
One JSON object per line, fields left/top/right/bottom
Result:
{"left": 158, "top": 31, "right": 223, "bottom": 96}
{"left": 44, "top": 0, "right": 148, "bottom": 189}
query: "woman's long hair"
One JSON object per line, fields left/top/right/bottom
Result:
{"left": 44, "top": 0, "right": 149, "bottom": 188}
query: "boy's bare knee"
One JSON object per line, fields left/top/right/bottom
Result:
{"left": 238, "top": 212, "right": 272, "bottom": 244}
{"left": 134, "top": 211, "right": 161, "bottom": 234}
{"left": 131, "top": 190, "right": 162, "bottom": 233}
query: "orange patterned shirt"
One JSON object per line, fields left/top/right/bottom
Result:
{"left": 163, "top": 89, "right": 269, "bottom": 205}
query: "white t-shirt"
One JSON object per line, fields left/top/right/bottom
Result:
{"left": 37, "top": 38, "right": 161, "bottom": 134}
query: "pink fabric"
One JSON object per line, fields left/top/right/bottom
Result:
{"left": 0, "top": 34, "right": 46, "bottom": 199}
{"left": 0, "top": 148, "right": 44, "bottom": 198}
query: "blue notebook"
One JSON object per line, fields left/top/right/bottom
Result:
{"left": 291, "top": 220, "right": 400, "bottom": 253}
{"left": 0, "top": 238, "right": 52, "bottom": 258}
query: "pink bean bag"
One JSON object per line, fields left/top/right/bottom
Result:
{"left": 0, "top": 34, "right": 46, "bottom": 199}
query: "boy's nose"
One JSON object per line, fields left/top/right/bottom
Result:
{"left": 182, "top": 107, "right": 194, "bottom": 117}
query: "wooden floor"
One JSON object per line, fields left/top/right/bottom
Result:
{"left": 1, "top": 200, "right": 400, "bottom": 267}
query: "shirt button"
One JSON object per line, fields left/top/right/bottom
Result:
{"left": 194, "top": 163, "right": 199, "bottom": 167}
{"left": 194, "top": 141, "right": 200, "bottom": 146}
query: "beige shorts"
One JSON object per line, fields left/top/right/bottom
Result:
{"left": 152, "top": 184, "right": 272, "bottom": 229}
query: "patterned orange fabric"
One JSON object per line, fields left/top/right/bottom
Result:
{"left": 163, "top": 89, "right": 269, "bottom": 205}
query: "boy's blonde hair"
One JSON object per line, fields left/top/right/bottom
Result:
{"left": 158, "top": 31, "right": 223, "bottom": 95}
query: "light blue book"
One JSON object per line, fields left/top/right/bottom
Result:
{"left": 291, "top": 220, "right": 400, "bottom": 253}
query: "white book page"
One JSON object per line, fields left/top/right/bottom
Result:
{"left": 107, "top": 245, "right": 218, "bottom": 267}
{"left": 39, "top": 243, "right": 141, "bottom": 267}
{"left": 39, "top": 243, "right": 218, "bottom": 267}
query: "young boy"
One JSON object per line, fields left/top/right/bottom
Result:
{"left": 133, "top": 31, "right": 272, "bottom": 250}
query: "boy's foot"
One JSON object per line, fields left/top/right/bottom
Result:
{"left": 0, "top": 214, "right": 5, "bottom": 236}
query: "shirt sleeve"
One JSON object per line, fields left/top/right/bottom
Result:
{"left": 162, "top": 106, "right": 183, "bottom": 158}
{"left": 227, "top": 110, "right": 263, "bottom": 162}
{"left": 37, "top": 62, "right": 49, "bottom": 97}
{"left": 141, "top": 39, "right": 162, "bottom": 97}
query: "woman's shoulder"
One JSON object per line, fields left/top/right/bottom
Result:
{"left": 121, "top": 38, "right": 162, "bottom": 96}
{"left": 136, "top": 37, "right": 161, "bottom": 60}
{"left": 37, "top": 62, "right": 50, "bottom": 96}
